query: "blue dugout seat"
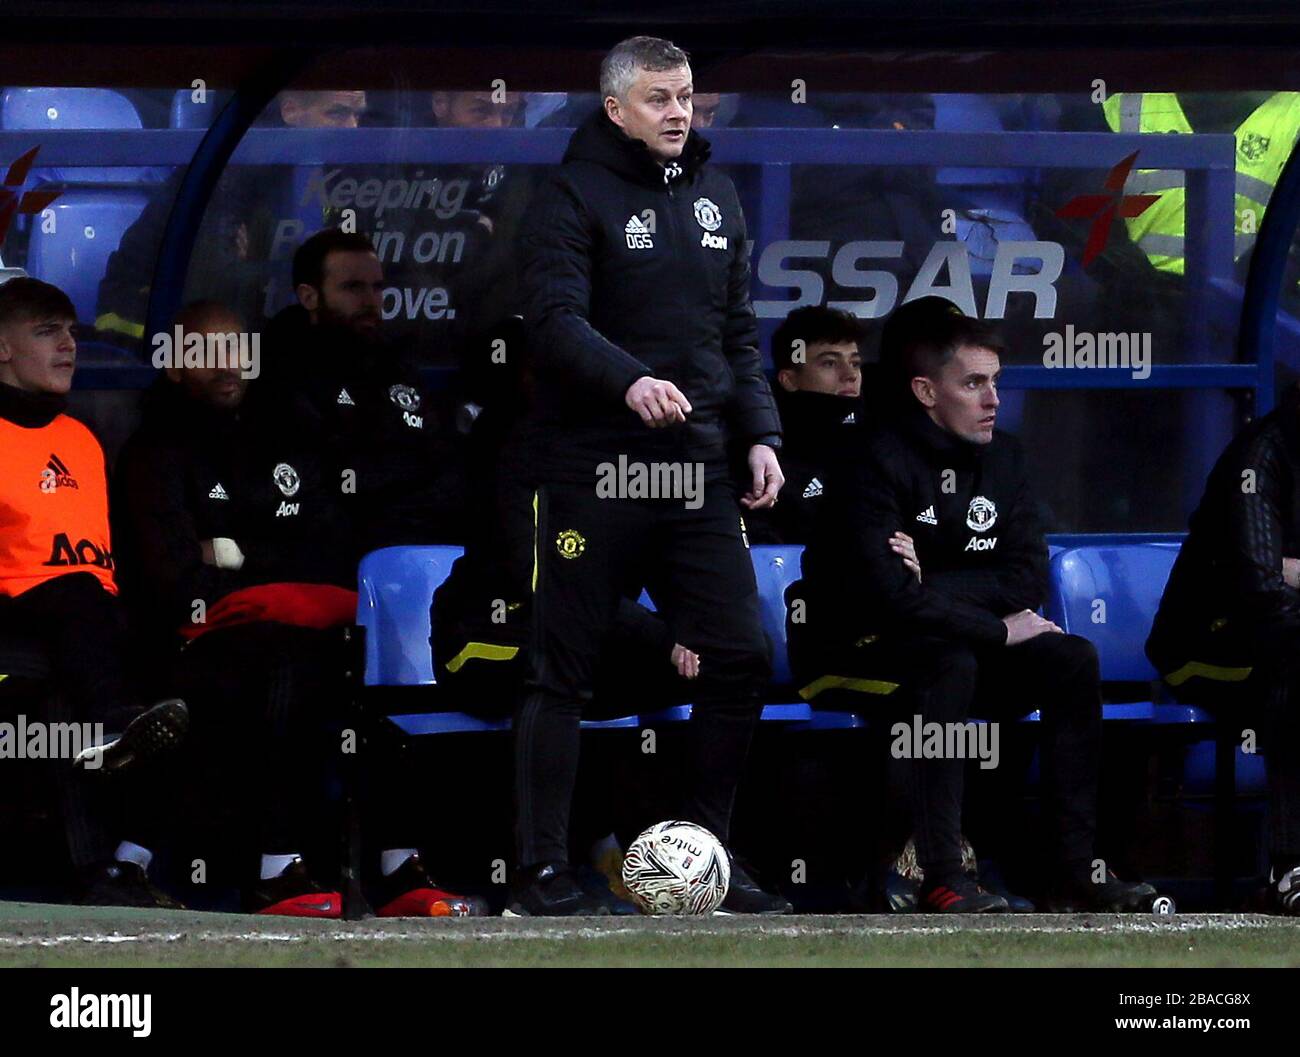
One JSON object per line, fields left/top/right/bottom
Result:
{"left": 0, "top": 88, "right": 167, "bottom": 184}
{"left": 1044, "top": 543, "right": 1184, "bottom": 719}
{"left": 357, "top": 543, "right": 847, "bottom": 732}
{"left": 1046, "top": 541, "right": 1265, "bottom": 904}
{"left": 356, "top": 545, "right": 635, "bottom": 732}
{"left": 23, "top": 189, "right": 149, "bottom": 326}
{"left": 169, "top": 88, "right": 219, "bottom": 130}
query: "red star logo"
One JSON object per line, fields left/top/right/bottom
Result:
{"left": 1055, "top": 150, "right": 1160, "bottom": 267}
{"left": 0, "top": 147, "right": 63, "bottom": 250}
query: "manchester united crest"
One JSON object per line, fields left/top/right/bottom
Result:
{"left": 693, "top": 197, "right": 722, "bottom": 232}
{"left": 966, "top": 495, "right": 997, "bottom": 533}
{"left": 556, "top": 529, "right": 586, "bottom": 559}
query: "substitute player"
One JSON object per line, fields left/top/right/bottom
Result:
{"left": 793, "top": 297, "right": 1158, "bottom": 913}
{"left": 0, "top": 277, "right": 188, "bottom": 907}
{"left": 1147, "top": 381, "right": 1300, "bottom": 914}
{"left": 512, "top": 36, "right": 788, "bottom": 915}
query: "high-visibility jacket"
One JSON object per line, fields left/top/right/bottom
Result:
{"left": 1102, "top": 92, "right": 1300, "bottom": 274}
{"left": 0, "top": 412, "right": 116, "bottom": 598}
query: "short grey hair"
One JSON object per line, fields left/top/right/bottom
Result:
{"left": 599, "top": 36, "right": 690, "bottom": 101}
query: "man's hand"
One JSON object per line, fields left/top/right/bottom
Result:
{"left": 1284, "top": 557, "right": 1300, "bottom": 590}
{"left": 890, "top": 531, "right": 921, "bottom": 581}
{"left": 1002, "top": 609, "right": 1062, "bottom": 646}
{"left": 671, "top": 643, "right": 700, "bottom": 679}
{"left": 625, "top": 376, "right": 692, "bottom": 428}
{"left": 740, "top": 444, "right": 783, "bottom": 511}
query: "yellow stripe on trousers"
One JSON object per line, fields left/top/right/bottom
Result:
{"left": 798, "top": 674, "right": 900, "bottom": 701}
{"left": 445, "top": 641, "right": 520, "bottom": 673}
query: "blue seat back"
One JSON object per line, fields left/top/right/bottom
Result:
{"left": 1045, "top": 543, "right": 1179, "bottom": 682}
{"left": 1, "top": 88, "right": 166, "bottom": 185}
{"left": 24, "top": 190, "right": 149, "bottom": 323}
{"left": 750, "top": 544, "right": 804, "bottom": 688}
{"left": 357, "top": 545, "right": 464, "bottom": 687}
{"left": 1, "top": 88, "right": 142, "bottom": 130}
{"left": 170, "top": 88, "right": 219, "bottom": 129}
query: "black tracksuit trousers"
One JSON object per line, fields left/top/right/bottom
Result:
{"left": 793, "top": 627, "right": 1102, "bottom": 883}
{"left": 1158, "top": 621, "right": 1300, "bottom": 867}
{"left": 517, "top": 481, "right": 769, "bottom": 867}
{"left": 0, "top": 573, "right": 148, "bottom": 871}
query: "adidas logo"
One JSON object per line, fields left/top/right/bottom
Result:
{"left": 336, "top": 387, "right": 356, "bottom": 406}
{"left": 39, "top": 453, "right": 77, "bottom": 493}
{"left": 208, "top": 483, "right": 229, "bottom": 500}
{"left": 802, "top": 477, "right": 824, "bottom": 499}
{"left": 624, "top": 214, "right": 654, "bottom": 250}
{"left": 842, "top": 411, "right": 856, "bottom": 425}
{"left": 916, "top": 505, "right": 938, "bottom": 525}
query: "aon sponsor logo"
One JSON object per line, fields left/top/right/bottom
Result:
{"left": 275, "top": 501, "right": 300, "bottom": 517}
{"left": 701, "top": 231, "right": 729, "bottom": 250}
{"left": 43, "top": 533, "right": 114, "bottom": 570}
{"left": 964, "top": 536, "right": 998, "bottom": 552}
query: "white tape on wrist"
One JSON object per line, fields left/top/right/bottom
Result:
{"left": 211, "top": 537, "right": 245, "bottom": 571}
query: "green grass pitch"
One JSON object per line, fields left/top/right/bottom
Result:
{"left": 0, "top": 903, "right": 1298, "bottom": 967}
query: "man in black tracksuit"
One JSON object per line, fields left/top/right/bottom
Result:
{"left": 1147, "top": 382, "right": 1300, "bottom": 914}
{"left": 115, "top": 301, "right": 483, "bottom": 918}
{"left": 510, "top": 36, "right": 788, "bottom": 915}
{"left": 261, "top": 229, "right": 464, "bottom": 552}
{"left": 747, "top": 305, "right": 868, "bottom": 546}
{"left": 793, "top": 296, "right": 1157, "bottom": 912}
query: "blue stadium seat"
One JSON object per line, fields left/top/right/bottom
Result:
{"left": 169, "top": 88, "right": 219, "bottom": 130}
{"left": 0, "top": 88, "right": 166, "bottom": 184}
{"left": 750, "top": 544, "right": 803, "bottom": 690}
{"left": 1045, "top": 543, "right": 1178, "bottom": 684}
{"left": 1043, "top": 543, "right": 1183, "bottom": 720}
{"left": 1, "top": 87, "right": 141, "bottom": 129}
{"left": 24, "top": 189, "right": 149, "bottom": 324}
{"left": 356, "top": 545, "right": 638, "bottom": 731}
{"left": 931, "top": 94, "right": 1024, "bottom": 198}
{"left": 357, "top": 544, "right": 460, "bottom": 687}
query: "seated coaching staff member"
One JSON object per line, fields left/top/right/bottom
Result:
{"left": 1147, "top": 381, "right": 1300, "bottom": 915}
{"left": 115, "top": 300, "right": 483, "bottom": 918}
{"left": 793, "top": 297, "right": 1157, "bottom": 913}
{"left": 262, "top": 229, "right": 464, "bottom": 552}
{"left": 512, "top": 36, "right": 788, "bottom": 916}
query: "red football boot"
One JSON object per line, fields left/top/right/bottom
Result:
{"left": 373, "top": 854, "right": 489, "bottom": 918}
{"left": 245, "top": 858, "right": 342, "bottom": 918}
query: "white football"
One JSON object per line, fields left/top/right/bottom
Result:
{"left": 622, "top": 821, "right": 730, "bottom": 915}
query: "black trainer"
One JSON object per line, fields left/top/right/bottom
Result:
{"left": 920, "top": 874, "right": 1009, "bottom": 913}
{"left": 717, "top": 855, "right": 792, "bottom": 915}
{"left": 1268, "top": 864, "right": 1300, "bottom": 915}
{"left": 74, "top": 699, "right": 189, "bottom": 774}
{"left": 1045, "top": 868, "right": 1158, "bottom": 912}
{"left": 83, "top": 860, "right": 185, "bottom": 910}
{"left": 503, "top": 862, "right": 612, "bottom": 917}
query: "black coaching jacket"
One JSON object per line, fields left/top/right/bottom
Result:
{"left": 112, "top": 379, "right": 355, "bottom": 636}
{"left": 261, "top": 305, "right": 465, "bottom": 551}
{"left": 518, "top": 109, "right": 781, "bottom": 484}
{"left": 1146, "top": 384, "right": 1300, "bottom": 671}
{"left": 799, "top": 407, "right": 1049, "bottom": 651}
